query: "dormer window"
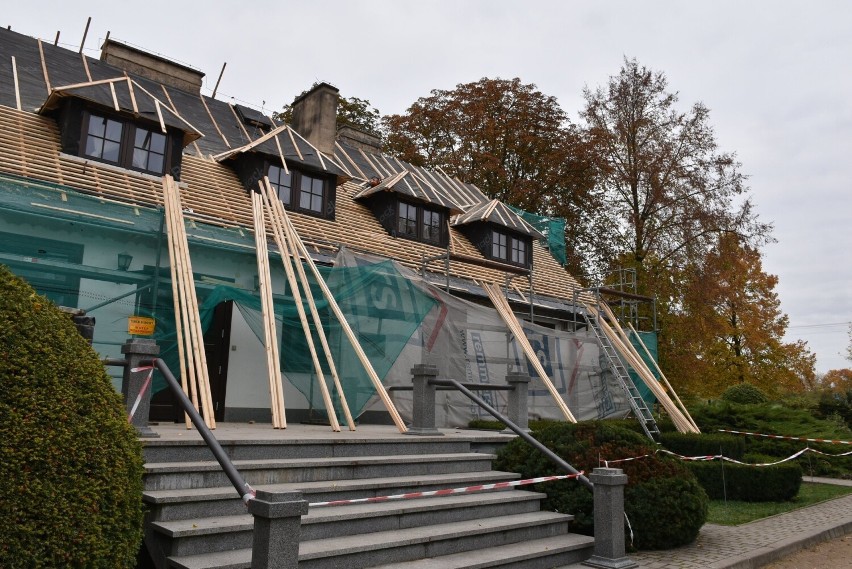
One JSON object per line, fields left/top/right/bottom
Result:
{"left": 74, "top": 109, "right": 176, "bottom": 177}
{"left": 395, "top": 200, "right": 446, "bottom": 246}
{"left": 490, "top": 229, "right": 529, "bottom": 267}
{"left": 265, "top": 162, "right": 334, "bottom": 219}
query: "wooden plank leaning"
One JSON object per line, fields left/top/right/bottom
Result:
{"left": 274, "top": 196, "right": 409, "bottom": 433}
{"left": 162, "top": 180, "right": 192, "bottom": 429}
{"left": 251, "top": 191, "right": 286, "bottom": 428}
{"left": 163, "top": 175, "right": 216, "bottom": 429}
{"left": 263, "top": 179, "right": 356, "bottom": 431}
{"left": 257, "top": 181, "right": 341, "bottom": 432}
{"left": 627, "top": 322, "right": 701, "bottom": 433}
{"left": 483, "top": 283, "right": 577, "bottom": 423}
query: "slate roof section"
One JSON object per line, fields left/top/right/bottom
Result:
{"left": 451, "top": 199, "right": 545, "bottom": 239}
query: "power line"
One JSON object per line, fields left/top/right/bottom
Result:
{"left": 787, "top": 321, "right": 850, "bottom": 330}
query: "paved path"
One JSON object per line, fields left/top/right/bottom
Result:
{"left": 629, "top": 477, "right": 852, "bottom": 569}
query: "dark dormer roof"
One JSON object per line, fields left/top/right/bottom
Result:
{"left": 451, "top": 199, "right": 545, "bottom": 239}
{"left": 38, "top": 76, "right": 203, "bottom": 146}
{"left": 213, "top": 123, "right": 349, "bottom": 181}
{"left": 352, "top": 170, "right": 465, "bottom": 214}
{"left": 233, "top": 103, "right": 274, "bottom": 130}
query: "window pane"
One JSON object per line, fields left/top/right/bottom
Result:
{"left": 423, "top": 209, "right": 442, "bottom": 243}
{"left": 148, "top": 153, "right": 164, "bottom": 174}
{"left": 105, "top": 119, "right": 123, "bottom": 142}
{"left": 150, "top": 131, "right": 166, "bottom": 153}
{"left": 269, "top": 165, "right": 292, "bottom": 204}
{"left": 492, "top": 231, "right": 507, "bottom": 259}
{"left": 298, "top": 174, "right": 324, "bottom": 213}
{"left": 84, "top": 137, "right": 103, "bottom": 159}
{"left": 88, "top": 115, "right": 107, "bottom": 137}
{"left": 398, "top": 203, "right": 417, "bottom": 237}
{"left": 102, "top": 140, "right": 121, "bottom": 162}
{"left": 132, "top": 148, "right": 148, "bottom": 169}
{"left": 511, "top": 239, "right": 527, "bottom": 264}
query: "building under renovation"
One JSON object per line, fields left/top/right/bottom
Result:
{"left": 0, "top": 25, "right": 685, "bottom": 435}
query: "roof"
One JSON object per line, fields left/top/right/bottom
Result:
{"left": 451, "top": 199, "right": 545, "bottom": 239}
{"left": 0, "top": 26, "right": 591, "bottom": 307}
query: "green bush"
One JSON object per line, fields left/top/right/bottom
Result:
{"left": 0, "top": 265, "right": 144, "bottom": 568}
{"left": 687, "top": 460, "right": 801, "bottom": 501}
{"left": 721, "top": 383, "right": 770, "bottom": 405}
{"left": 495, "top": 421, "right": 708, "bottom": 550}
{"left": 659, "top": 432, "right": 746, "bottom": 460}
{"left": 688, "top": 401, "right": 852, "bottom": 478}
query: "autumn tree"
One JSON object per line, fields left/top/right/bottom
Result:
{"left": 822, "top": 368, "right": 852, "bottom": 393}
{"left": 663, "top": 233, "right": 815, "bottom": 396}
{"left": 581, "top": 57, "right": 772, "bottom": 282}
{"left": 382, "top": 77, "right": 601, "bottom": 278}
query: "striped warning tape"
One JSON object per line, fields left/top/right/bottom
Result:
{"left": 309, "top": 472, "right": 585, "bottom": 508}
{"left": 603, "top": 446, "right": 852, "bottom": 469}
{"left": 128, "top": 365, "right": 155, "bottom": 422}
{"left": 719, "top": 429, "right": 851, "bottom": 445}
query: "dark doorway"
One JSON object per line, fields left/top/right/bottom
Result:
{"left": 149, "top": 301, "right": 233, "bottom": 423}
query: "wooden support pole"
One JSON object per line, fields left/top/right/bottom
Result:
{"left": 211, "top": 62, "right": 227, "bottom": 99}
{"left": 258, "top": 182, "right": 340, "bottom": 432}
{"left": 163, "top": 189, "right": 192, "bottom": 429}
{"left": 251, "top": 191, "right": 286, "bottom": 429}
{"left": 276, "top": 199, "right": 408, "bottom": 433}
{"left": 484, "top": 283, "right": 577, "bottom": 423}
{"left": 627, "top": 323, "right": 700, "bottom": 433}
{"left": 269, "top": 179, "right": 356, "bottom": 431}
{"left": 78, "top": 17, "right": 91, "bottom": 54}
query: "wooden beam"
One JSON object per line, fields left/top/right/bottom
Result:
{"left": 11, "top": 56, "right": 21, "bottom": 111}
{"left": 37, "top": 39, "right": 51, "bottom": 94}
{"left": 484, "top": 283, "right": 577, "bottom": 423}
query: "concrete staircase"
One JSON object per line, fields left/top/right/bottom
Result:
{"left": 141, "top": 433, "right": 594, "bottom": 569}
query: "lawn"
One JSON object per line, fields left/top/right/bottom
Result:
{"left": 707, "top": 481, "right": 852, "bottom": 525}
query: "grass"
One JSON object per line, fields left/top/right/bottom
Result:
{"left": 707, "top": 482, "right": 852, "bottom": 525}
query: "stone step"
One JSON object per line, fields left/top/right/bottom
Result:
{"left": 152, "top": 491, "right": 547, "bottom": 557}
{"left": 368, "top": 534, "right": 596, "bottom": 569}
{"left": 144, "top": 453, "right": 495, "bottom": 490}
{"left": 168, "top": 511, "right": 573, "bottom": 569}
{"left": 145, "top": 470, "right": 521, "bottom": 521}
{"left": 143, "top": 437, "right": 474, "bottom": 463}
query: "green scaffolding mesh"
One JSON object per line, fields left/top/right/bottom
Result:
{"left": 507, "top": 205, "right": 567, "bottom": 266}
{"left": 627, "top": 330, "right": 660, "bottom": 404}
{"left": 147, "top": 259, "right": 437, "bottom": 419}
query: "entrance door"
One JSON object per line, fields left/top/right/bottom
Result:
{"left": 149, "top": 301, "right": 232, "bottom": 423}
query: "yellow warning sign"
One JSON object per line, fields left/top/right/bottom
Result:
{"left": 128, "top": 316, "right": 156, "bottom": 336}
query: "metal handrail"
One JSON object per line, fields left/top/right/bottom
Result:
{"left": 147, "top": 358, "right": 255, "bottom": 503}
{"left": 429, "top": 377, "right": 593, "bottom": 490}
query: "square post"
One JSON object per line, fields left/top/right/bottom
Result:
{"left": 407, "top": 364, "right": 442, "bottom": 436}
{"left": 247, "top": 490, "right": 309, "bottom": 569}
{"left": 121, "top": 338, "right": 160, "bottom": 438}
{"left": 583, "top": 467, "right": 637, "bottom": 569}
{"left": 503, "top": 372, "right": 531, "bottom": 433}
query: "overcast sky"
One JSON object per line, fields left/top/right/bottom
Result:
{"left": 5, "top": 1, "right": 851, "bottom": 374}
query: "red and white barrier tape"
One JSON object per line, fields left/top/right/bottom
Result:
{"left": 719, "top": 429, "right": 851, "bottom": 445}
{"left": 309, "top": 472, "right": 585, "bottom": 508}
{"left": 128, "top": 365, "right": 155, "bottom": 422}
{"left": 603, "top": 446, "right": 852, "bottom": 469}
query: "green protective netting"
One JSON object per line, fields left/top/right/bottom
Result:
{"left": 148, "top": 259, "right": 437, "bottom": 419}
{"left": 626, "top": 330, "right": 659, "bottom": 404}
{"left": 507, "top": 205, "right": 567, "bottom": 266}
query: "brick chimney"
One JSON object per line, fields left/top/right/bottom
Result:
{"left": 290, "top": 82, "right": 339, "bottom": 155}
{"left": 100, "top": 38, "right": 205, "bottom": 94}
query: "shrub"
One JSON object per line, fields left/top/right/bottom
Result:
{"left": 0, "top": 265, "right": 144, "bottom": 568}
{"left": 495, "top": 421, "right": 708, "bottom": 550}
{"left": 721, "top": 383, "right": 770, "bottom": 405}
{"left": 660, "top": 432, "right": 746, "bottom": 460}
{"left": 687, "top": 460, "right": 801, "bottom": 501}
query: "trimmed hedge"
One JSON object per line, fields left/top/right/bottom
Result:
{"left": 0, "top": 265, "right": 144, "bottom": 568}
{"left": 660, "top": 432, "right": 746, "bottom": 460}
{"left": 495, "top": 421, "right": 708, "bottom": 550}
{"left": 687, "top": 460, "right": 802, "bottom": 501}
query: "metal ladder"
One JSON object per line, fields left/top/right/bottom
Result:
{"left": 583, "top": 306, "right": 660, "bottom": 440}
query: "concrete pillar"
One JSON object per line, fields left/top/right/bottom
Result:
{"left": 247, "top": 490, "right": 309, "bottom": 569}
{"left": 583, "top": 468, "right": 637, "bottom": 569}
{"left": 121, "top": 338, "right": 160, "bottom": 438}
{"left": 407, "top": 364, "right": 442, "bottom": 436}
{"left": 503, "top": 372, "right": 531, "bottom": 433}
